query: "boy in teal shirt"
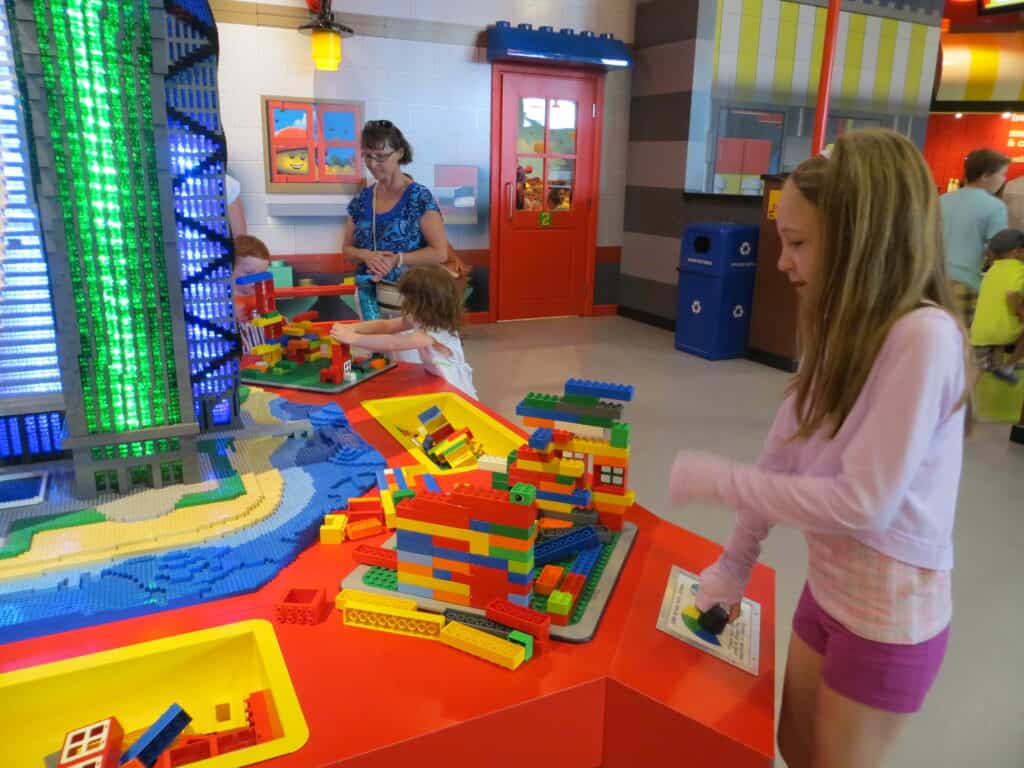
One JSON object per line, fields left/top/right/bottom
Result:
{"left": 941, "top": 149, "right": 1010, "bottom": 328}
{"left": 972, "top": 229, "right": 1024, "bottom": 383}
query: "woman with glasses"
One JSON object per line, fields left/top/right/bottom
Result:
{"left": 343, "top": 120, "right": 448, "bottom": 329}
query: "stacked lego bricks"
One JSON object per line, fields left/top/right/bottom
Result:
{"left": 394, "top": 485, "right": 538, "bottom": 609}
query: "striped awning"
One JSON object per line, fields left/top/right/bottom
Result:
{"left": 712, "top": 0, "right": 941, "bottom": 114}
{"left": 936, "top": 31, "right": 1024, "bottom": 103}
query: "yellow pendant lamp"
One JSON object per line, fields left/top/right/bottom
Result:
{"left": 299, "top": 1, "right": 354, "bottom": 72}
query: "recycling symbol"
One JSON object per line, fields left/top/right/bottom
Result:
{"left": 691, "top": 300, "right": 702, "bottom": 314}
{"left": 739, "top": 241, "right": 752, "bottom": 256}
{"left": 733, "top": 304, "right": 745, "bottom": 319}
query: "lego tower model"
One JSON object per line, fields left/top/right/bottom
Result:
{"left": 4, "top": 0, "right": 239, "bottom": 495}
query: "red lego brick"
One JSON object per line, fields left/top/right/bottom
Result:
{"left": 515, "top": 447, "right": 551, "bottom": 463}
{"left": 164, "top": 737, "right": 212, "bottom": 765}
{"left": 246, "top": 690, "right": 284, "bottom": 742}
{"left": 216, "top": 726, "right": 260, "bottom": 753}
{"left": 551, "top": 429, "right": 574, "bottom": 444}
{"left": 430, "top": 423, "right": 455, "bottom": 442}
{"left": 351, "top": 544, "right": 397, "bottom": 569}
{"left": 450, "top": 485, "right": 537, "bottom": 529}
{"left": 347, "top": 497, "right": 384, "bottom": 513}
{"left": 485, "top": 599, "right": 551, "bottom": 643}
{"left": 433, "top": 535, "right": 470, "bottom": 552}
{"left": 291, "top": 310, "right": 319, "bottom": 323}
{"left": 550, "top": 611, "right": 570, "bottom": 626}
{"left": 598, "top": 510, "right": 625, "bottom": 531}
{"left": 507, "top": 466, "right": 562, "bottom": 487}
{"left": 275, "top": 587, "right": 329, "bottom": 625}
{"left": 395, "top": 494, "right": 470, "bottom": 529}
{"left": 561, "top": 572, "right": 586, "bottom": 600}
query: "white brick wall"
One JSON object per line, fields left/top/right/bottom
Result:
{"left": 217, "top": 0, "right": 632, "bottom": 256}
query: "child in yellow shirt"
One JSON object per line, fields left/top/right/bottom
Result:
{"left": 971, "top": 228, "right": 1024, "bottom": 383}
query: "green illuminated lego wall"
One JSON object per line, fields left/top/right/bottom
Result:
{"left": 32, "top": 0, "right": 182, "bottom": 434}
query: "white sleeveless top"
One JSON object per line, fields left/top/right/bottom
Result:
{"left": 416, "top": 326, "right": 477, "bottom": 400}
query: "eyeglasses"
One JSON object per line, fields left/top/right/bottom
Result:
{"left": 366, "top": 120, "right": 394, "bottom": 128}
{"left": 363, "top": 149, "right": 397, "bottom": 163}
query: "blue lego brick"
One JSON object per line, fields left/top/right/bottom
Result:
{"left": 397, "top": 550, "right": 433, "bottom": 567}
{"left": 506, "top": 593, "right": 531, "bottom": 607}
{"left": 487, "top": 22, "right": 633, "bottom": 70}
{"left": 421, "top": 474, "right": 441, "bottom": 493}
{"left": 433, "top": 569, "right": 453, "bottom": 581}
{"left": 235, "top": 271, "right": 273, "bottom": 286}
{"left": 536, "top": 488, "right": 592, "bottom": 507}
{"left": 528, "top": 427, "right": 553, "bottom": 450}
{"left": 467, "top": 551, "right": 511, "bottom": 570}
{"left": 121, "top": 703, "right": 192, "bottom": 767}
{"left": 397, "top": 582, "right": 433, "bottom": 600}
{"left": 534, "top": 526, "right": 600, "bottom": 567}
{"left": 418, "top": 406, "right": 443, "bottom": 424}
{"left": 507, "top": 570, "right": 532, "bottom": 586}
{"left": 375, "top": 469, "right": 392, "bottom": 492}
{"left": 469, "top": 519, "right": 491, "bottom": 533}
{"left": 392, "top": 467, "right": 408, "bottom": 491}
{"left": 396, "top": 529, "right": 434, "bottom": 556}
{"left": 570, "top": 544, "right": 602, "bottom": 577}
{"left": 564, "top": 378, "right": 634, "bottom": 402}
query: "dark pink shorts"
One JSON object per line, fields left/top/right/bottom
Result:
{"left": 792, "top": 584, "right": 949, "bottom": 714}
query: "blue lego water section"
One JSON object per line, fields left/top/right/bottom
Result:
{"left": 0, "top": 402, "right": 385, "bottom": 644}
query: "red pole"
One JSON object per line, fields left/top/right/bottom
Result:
{"left": 812, "top": 0, "right": 843, "bottom": 155}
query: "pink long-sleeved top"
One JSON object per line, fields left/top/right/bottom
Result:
{"left": 675, "top": 306, "right": 967, "bottom": 643}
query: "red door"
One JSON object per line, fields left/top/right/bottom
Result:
{"left": 491, "top": 67, "right": 601, "bottom": 320}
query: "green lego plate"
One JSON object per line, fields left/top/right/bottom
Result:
{"left": 240, "top": 358, "right": 396, "bottom": 394}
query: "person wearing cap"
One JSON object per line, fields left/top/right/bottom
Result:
{"left": 971, "top": 228, "right": 1024, "bottom": 384}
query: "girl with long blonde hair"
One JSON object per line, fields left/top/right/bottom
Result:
{"left": 670, "top": 129, "right": 971, "bottom": 767}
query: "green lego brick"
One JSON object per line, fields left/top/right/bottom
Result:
{"left": 509, "top": 482, "right": 536, "bottom": 506}
{"left": 523, "top": 393, "right": 560, "bottom": 410}
{"left": 0, "top": 510, "right": 106, "bottom": 560}
{"left": 547, "top": 590, "right": 572, "bottom": 615}
{"left": 506, "top": 449, "right": 518, "bottom": 464}
{"left": 393, "top": 489, "right": 416, "bottom": 502}
{"left": 362, "top": 566, "right": 399, "bottom": 591}
{"left": 508, "top": 557, "right": 535, "bottom": 575}
{"left": 492, "top": 476, "right": 510, "bottom": 491}
{"left": 610, "top": 422, "right": 630, "bottom": 449}
{"left": 489, "top": 522, "right": 536, "bottom": 540}
{"left": 175, "top": 472, "right": 245, "bottom": 508}
{"left": 554, "top": 474, "right": 578, "bottom": 484}
{"left": 238, "top": 385, "right": 251, "bottom": 404}
{"left": 508, "top": 630, "right": 534, "bottom": 661}
{"left": 561, "top": 393, "right": 601, "bottom": 406}
{"left": 489, "top": 545, "right": 534, "bottom": 564}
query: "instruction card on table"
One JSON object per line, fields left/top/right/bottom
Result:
{"left": 656, "top": 565, "right": 761, "bottom": 676}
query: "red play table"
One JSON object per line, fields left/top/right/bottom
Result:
{"left": 0, "top": 365, "right": 775, "bottom": 767}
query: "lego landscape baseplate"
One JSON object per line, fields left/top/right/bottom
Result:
{"left": 340, "top": 521, "right": 637, "bottom": 642}
{"left": 240, "top": 359, "right": 396, "bottom": 394}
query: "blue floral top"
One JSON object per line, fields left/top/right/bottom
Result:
{"left": 348, "top": 181, "right": 441, "bottom": 284}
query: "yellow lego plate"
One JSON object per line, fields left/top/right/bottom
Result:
{"left": 0, "top": 620, "right": 308, "bottom": 767}
{"left": 361, "top": 392, "right": 526, "bottom": 476}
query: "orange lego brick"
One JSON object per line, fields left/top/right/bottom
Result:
{"left": 346, "top": 518, "right": 386, "bottom": 541}
{"left": 487, "top": 531, "right": 535, "bottom": 552}
{"left": 522, "top": 416, "right": 555, "bottom": 428}
{"left": 397, "top": 561, "right": 433, "bottom": 578}
{"left": 433, "top": 590, "right": 471, "bottom": 606}
{"left": 433, "top": 556, "right": 471, "bottom": 575}
{"left": 538, "top": 517, "right": 573, "bottom": 530}
{"left": 535, "top": 564, "right": 564, "bottom": 596}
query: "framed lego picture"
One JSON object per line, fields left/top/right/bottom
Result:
{"left": 262, "top": 96, "right": 363, "bottom": 193}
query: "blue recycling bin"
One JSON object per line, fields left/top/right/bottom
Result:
{"left": 675, "top": 223, "right": 759, "bottom": 360}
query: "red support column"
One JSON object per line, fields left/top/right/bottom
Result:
{"left": 812, "top": 0, "right": 843, "bottom": 156}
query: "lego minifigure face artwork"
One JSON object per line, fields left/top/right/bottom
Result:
{"left": 275, "top": 147, "right": 309, "bottom": 175}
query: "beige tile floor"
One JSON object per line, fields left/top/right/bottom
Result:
{"left": 464, "top": 315, "right": 1024, "bottom": 768}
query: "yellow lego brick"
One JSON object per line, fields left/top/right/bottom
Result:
{"left": 517, "top": 457, "right": 585, "bottom": 478}
{"left": 591, "top": 489, "right": 636, "bottom": 508}
{"left": 507, "top": 557, "right": 534, "bottom": 575}
{"left": 307, "top": 352, "right": 322, "bottom": 363}
{"left": 398, "top": 570, "right": 471, "bottom": 596}
{"left": 593, "top": 454, "right": 630, "bottom": 468}
{"left": 319, "top": 513, "right": 348, "bottom": 544}
{"left": 335, "top": 589, "right": 418, "bottom": 612}
{"left": 553, "top": 421, "right": 606, "bottom": 439}
{"left": 440, "top": 621, "right": 525, "bottom": 670}
{"left": 537, "top": 498, "right": 574, "bottom": 514}
{"left": 341, "top": 600, "right": 444, "bottom": 640}
{"left": 282, "top": 324, "right": 306, "bottom": 336}
{"left": 381, "top": 490, "right": 397, "bottom": 529}
{"left": 564, "top": 438, "right": 628, "bottom": 459}
{"left": 251, "top": 344, "right": 278, "bottom": 356}
{"left": 395, "top": 515, "right": 489, "bottom": 554}
{"left": 252, "top": 314, "right": 283, "bottom": 328}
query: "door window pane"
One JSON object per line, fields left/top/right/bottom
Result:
{"left": 518, "top": 98, "right": 546, "bottom": 154}
{"left": 547, "top": 158, "right": 575, "bottom": 210}
{"left": 549, "top": 99, "right": 577, "bottom": 155}
{"left": 516, "top": 156, "right": 545, "bottom": 211}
